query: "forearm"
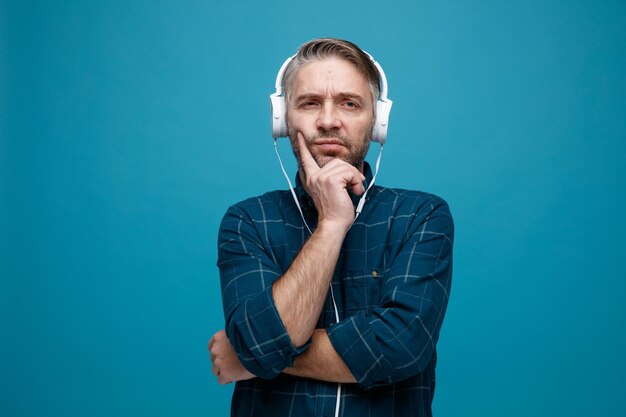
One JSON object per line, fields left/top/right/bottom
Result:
{"left": 283, "top": 329, "right": 356, "bottom": 383}
{"left": 272, "top": 222, "right": 347, "bottom": 347}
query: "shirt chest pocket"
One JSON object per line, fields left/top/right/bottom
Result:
{"left": 341, "top": 268, "right": 385, "bottom": 314}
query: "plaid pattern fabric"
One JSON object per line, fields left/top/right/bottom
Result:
{"left": 217, "top": 163, "right": 454, "bottom": 416}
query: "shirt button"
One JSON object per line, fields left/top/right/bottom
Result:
{"left": 372, "top": 270, "right": 379, "bottom": 279}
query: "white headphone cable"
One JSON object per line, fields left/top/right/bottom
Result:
{"left": 354, "top": 143, "right": 383, "bottom": 220}
{"left": 274, "top": 139, "right": 313, "bottom": 235}
{"left": 329, "top": 283, "right": 342, "bottom": 417}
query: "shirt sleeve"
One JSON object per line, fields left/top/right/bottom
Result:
{"left": 216, "top": 203, "right": 309, "bottom": 379}
{"left": 326, "top": 196, "right": 454, "bottom": 389}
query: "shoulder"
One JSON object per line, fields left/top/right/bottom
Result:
{"left": 219, "top": 189, "right": 299, "bottom": 237}
{"left": 372, "top": 186, "right": 454, "bottom": 243}
{"left": 370, "top": 185, "right": 452, "bottom": 217}
{"left": 218, "top": 190, "right": 303, "bottom": 261}
{"left": 223, "top": 190, "right": 292, "bottom": 220}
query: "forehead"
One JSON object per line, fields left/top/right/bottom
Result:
{"left": 291, "top": 57, "right": 372, "bottom": 98}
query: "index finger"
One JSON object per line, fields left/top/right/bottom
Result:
{"left": 297, "top": 132, "right": 319, "bottom": 175}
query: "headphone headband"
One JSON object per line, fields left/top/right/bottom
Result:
{"left": 270, "top": 50, "right": 393, "bottom": 143}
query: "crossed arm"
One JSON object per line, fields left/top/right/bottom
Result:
{"left": 209, "top": 314, "right": 356, "bottom": 384}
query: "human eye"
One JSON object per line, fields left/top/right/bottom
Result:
{"left": 299, "top": 100, "right": 319, "bottom": 109}
{"left": 341, "top": 100, "right": 360, "bottom": 110}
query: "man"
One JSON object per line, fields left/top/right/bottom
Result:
{"left": 209, "top": 38, "right": 453, "bottom": 417}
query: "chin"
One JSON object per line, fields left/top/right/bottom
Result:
{"left": 314, "top": 151, "right": 342, "bottom": 166}
{"left": 313, "top": 155, "right": 334, "bottom": 168}
{"left": 314, "top": 154, "right": 363, "bottom": 170}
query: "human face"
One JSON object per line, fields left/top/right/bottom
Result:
{"left": 287, "top": 57, "right": 375, "bottom": 171}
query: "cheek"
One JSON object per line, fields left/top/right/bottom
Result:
{"left": 286, "top": 115, "right": 307, "bottom": 135}
{"left": 348, "top": 117, "right": 374, "bottom": 137}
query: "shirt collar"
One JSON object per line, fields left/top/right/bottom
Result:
{"left": 295, "top": 161, "right": 374, "bottom": 214}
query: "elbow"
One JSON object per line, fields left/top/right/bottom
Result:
{"left": 225, "top": 318, "right": 285, "bottom": 379}
{"left": 355, "top": 314, "right": 442, "bottom": 388}
{"left": 390, "top": 341, "right": 436, "bottom": 378}
{"left": 356, "top": 343, "right": 437, "bottom": 389}
{"left": 224, "top": 292, "right": 306, "bottom": 379}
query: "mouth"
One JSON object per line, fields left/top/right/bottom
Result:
{"left": 314, "top": 138, "right": 346, "bottom": 146}
{"left": 313, "top": 140, "right": 346, "bottom": 154}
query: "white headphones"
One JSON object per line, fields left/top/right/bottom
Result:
{"left": 269, "top": 51, "right": 393, "bottom": 143}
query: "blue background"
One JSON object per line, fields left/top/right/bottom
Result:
{"left": 2, "top": 1, "right": 625, "bottom": 416}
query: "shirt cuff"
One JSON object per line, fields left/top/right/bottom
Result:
{"left": 326, "top": 312, "right": 393, "bottom": 389}
{"left": 227, "top": 286, "right": 311, "bottom": 379}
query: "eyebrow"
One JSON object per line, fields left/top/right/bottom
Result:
{"left": 294, "top": 92, "right": 365, "bottom": 102}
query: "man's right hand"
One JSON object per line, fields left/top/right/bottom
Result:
{"left": 209, "top": 330, "right": 255, "bottom": 385}
{"left": 297, "top": 132, "right": 365, "bottom": 232}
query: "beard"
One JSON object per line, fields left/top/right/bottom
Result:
{"left": 289, "top": 128, "right": 371, "bottom": 171}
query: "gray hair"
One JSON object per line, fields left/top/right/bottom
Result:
{"left": 282, "top": 38, "right": 380, "bottom": 107}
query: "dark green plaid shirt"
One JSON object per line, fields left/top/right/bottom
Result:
{"left": 217, "top": 163, "right": 454, "bottom": 417}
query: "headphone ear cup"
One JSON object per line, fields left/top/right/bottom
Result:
{"left": 270, "top": 94, "right": 288, "bottom": 138}
{"left": 372, "top": 99, "right": 392, "bottom": 144}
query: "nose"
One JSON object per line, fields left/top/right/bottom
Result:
{"left": 316, "top": 101, "right": 341, "bottom": 131}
